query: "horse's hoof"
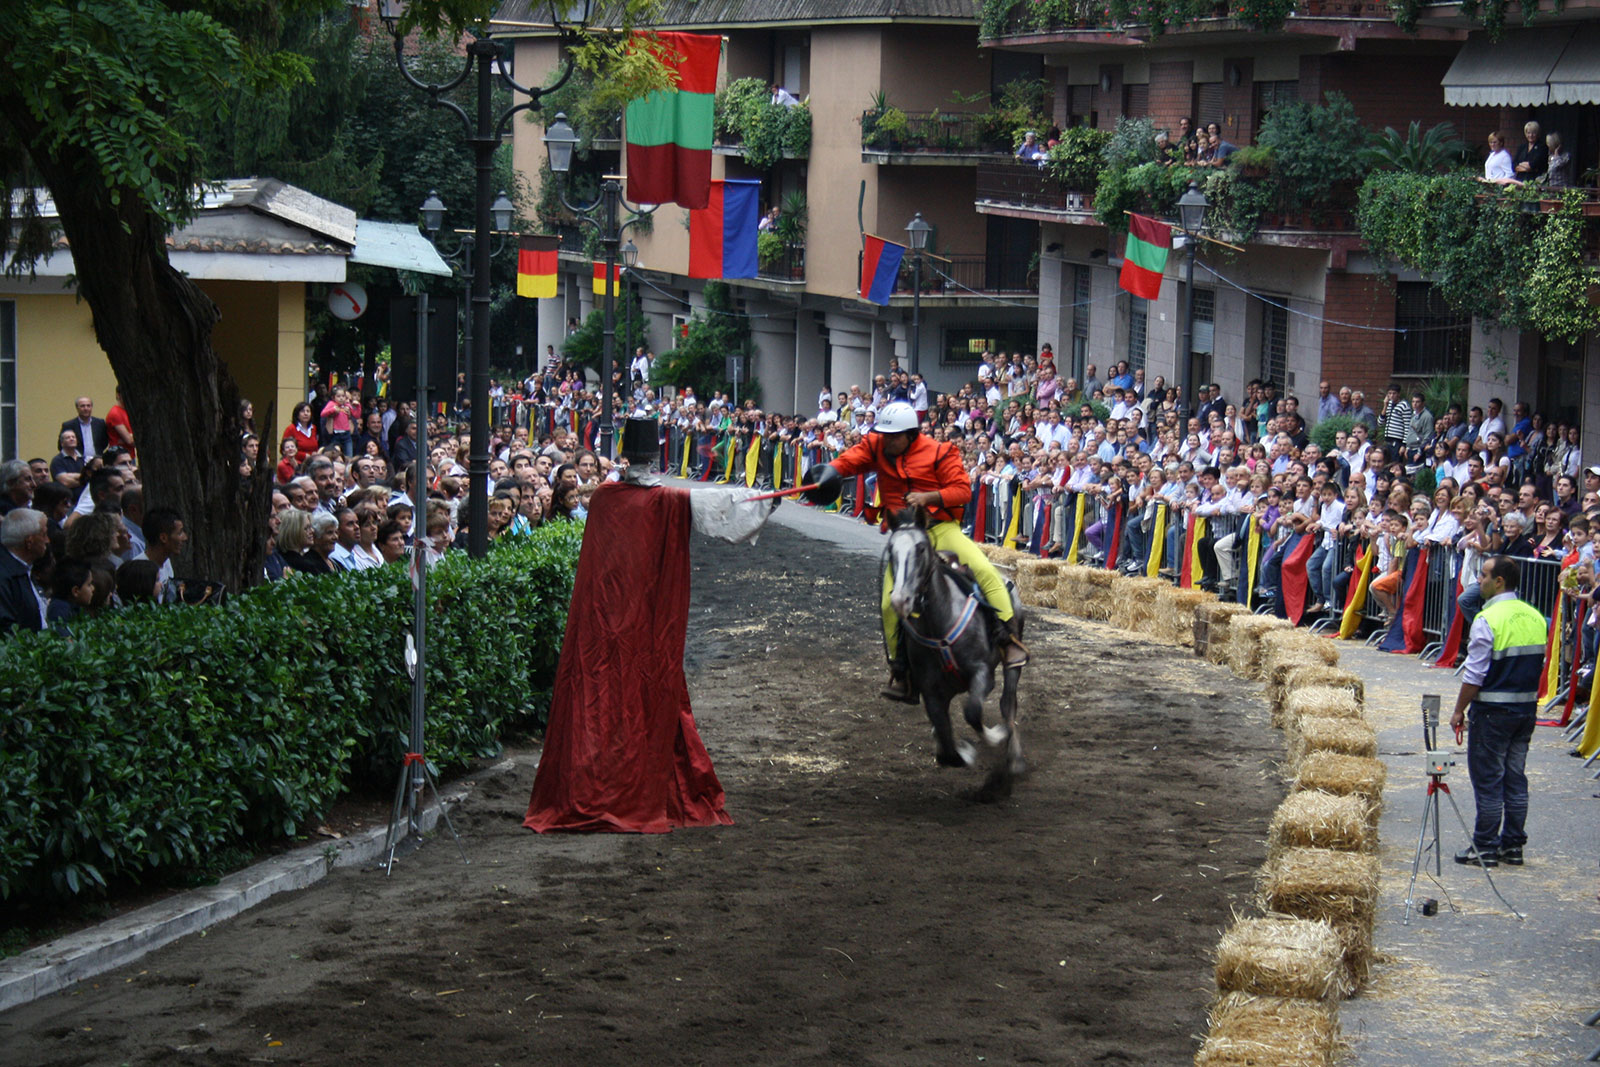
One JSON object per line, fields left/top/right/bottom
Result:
{"left": 1009, "top": 757, "right": 1028, "bottom": 776}
{"left": 955, "top": 738, "right": 976, "bottom": 766}
{"left": 983, "top": 723, "right": 1010, "bottom": 747}
{"left": 936, "top": 748, "right": 968, "bottom": 768}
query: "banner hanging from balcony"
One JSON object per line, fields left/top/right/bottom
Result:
{"left": 1118, "top": 213, "right": 1172, "bottom": 300}
{"left": 688, "top": 179, "right": 760, "bottom": 280}
{"left": 859, "top": 234, "right": 906, "bottom": 306}
{"left": 593, "top": 262, "right": 622, "bottom": 297}
{"left": 516, "top": 235, "right": 559, "bottom": 299}
{"left": 624, "top": 31, "right": 720, "bottom": 210}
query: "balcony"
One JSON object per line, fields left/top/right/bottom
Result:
{"left": 978, "top": 0, "right": 1426, "bottom": 44}
{"left": 857, "top": 249, "right": 1038, "bottom": 297}
{"left": 975, "top": 160, "right": 1089, "bottom": 216}
{"left": 757, "top": 243, "right": 805, "bottom": 284}
{"left": 860, "top": 110, "right": 1013, "bottom": 165}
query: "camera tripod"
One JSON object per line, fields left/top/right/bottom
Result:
{"left": 1403, "top": 695, "right": 1523, "bottom": 925}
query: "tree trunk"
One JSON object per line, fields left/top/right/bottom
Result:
{"left": 10, "top": 127, "right": 274, "bottom": 590}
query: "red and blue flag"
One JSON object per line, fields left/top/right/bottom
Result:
{"left": 860, "top": 234, "right": 906, "bottom": 305}
{"left": 688, "top": 179, "right": 760, "bottom": 279}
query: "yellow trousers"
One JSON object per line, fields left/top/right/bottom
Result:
{"left": 882, "top": 521, "right": 1014, "bottom": 660}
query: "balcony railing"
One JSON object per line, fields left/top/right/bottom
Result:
{"left": 757, "top": 243, "right": 805, "bottom": 283}
{"left": 980, "top": 0, "right": 1399, "bottom": 40}
{"left": 976, "top": 160, "right": 1085, "bottom": 214}
{"left": 857, "top": 250, "right": 1037, "bottom": 295}
{"left": 860, "top": 111, "right": 1012, "bottom": 156}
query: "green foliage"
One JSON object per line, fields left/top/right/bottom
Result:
{"left": 1357, "top": 171, "right": 1599, "bottom": 341}
{"left": 1225, "top": 0, "right": 1297, "bottom": 31}
{"left": 1310, "top": 414, "right": 1357, "bottom": 454}
{"left": 1417, "top": 373, "right": 1467, "bottom": 417}
{"left": 1412, "top": 465, "right": 1437, "bottom": 497}
{"left": 1094, "top": 161, "right": 1197, "bottom": 230}
{"left": 1044, "top": 127, "right": 1113, "bottom": 190}
{"left": 560, "top": 285, "right": 649, "bottom": 371}
{"left": 714, "top": 77, "right": 810, "bottom": 169}
{"left": 652, "top": 282, "right": 755, "bottom": 400}
{"left": 991, "top": 78, "right": 1054, "bottom": 150}
{"left": 1255, "top": 92, "right": 1367, "bottom": 214}
{"left": 1103, "top": 116, "right": 1160, "bottom": 170}
{"left": 1362, "top": 121, "right": 1466, "bottom": 175}
{"left": 0, "top": 526, "right": 583, "bottom": 903}
{"left": 861, "top": 100, "right": 909, "bottom": 150}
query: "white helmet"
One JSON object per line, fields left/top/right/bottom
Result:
{"left": 872, "top": 401, "right": 919, "bottom": 434}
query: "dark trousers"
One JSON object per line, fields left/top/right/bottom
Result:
{"left": 1466, "top": 704, "right": 1537, "bottom": 852}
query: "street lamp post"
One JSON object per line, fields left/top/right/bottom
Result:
{"left": 1175, "top": 182, "right": 1208, "bottom": 419}
{"left": 905, "top": 212, "right": 933, "bottom": 376}
{"left": 419, "top": 188, "right": 516, "bottom": 423}
{"left": 621, "top": 239, "right": 639, "bottom": 396}
{"left": 543, "top": 113, "right": 655, "bottom": 460}
{"left": 378, "top": 1, "right": 583, "bottom": 557}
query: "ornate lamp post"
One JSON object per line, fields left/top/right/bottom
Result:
{"left": 905, "top": 212, "right": 933, "bottom": 376}
{"left": 377, "top": 0, "right": 585, "bottom": 556}
{"left": 543, "top": 112, "right": 656, "bottom": 460}
{"left": 1175, "top": 182, "right": 1208, "bottom": 418}
{"left": 418, "top": 189, "right": 516, "bottom": 407}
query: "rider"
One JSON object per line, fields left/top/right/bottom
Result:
{"left": 803, "top": 400, "right": 1029, "bottom": 701}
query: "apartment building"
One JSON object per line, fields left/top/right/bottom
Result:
{"left": 497, "top": 0, "right": 1043, "bottom": 411}
{"left": 979, "top": 0, "right": 1600, "bottom": 432}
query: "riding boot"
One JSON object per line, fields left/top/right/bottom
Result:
{"left": 1000, "top": 631, "right": 1030, "bottom": 669}
{"left": 880, "top": 656, "right": 917, "bottom": 703}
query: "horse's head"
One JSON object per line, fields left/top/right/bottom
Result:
{"left": 885, "top": 513, "right": 935, "bottom": 620}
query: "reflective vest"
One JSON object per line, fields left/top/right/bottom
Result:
{"left": 1475, "top": 595, "right": 1548, "bottom": 709}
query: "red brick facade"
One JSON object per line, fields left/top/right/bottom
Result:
{"left": 1321, "top": 273, "right": 1397, "bottom": 399}
{"left": 1220, "top": 57, "right": 1255, "bottom": 146}
{"left": 1147, "top": 60, "right": 1194, "bottom": 137}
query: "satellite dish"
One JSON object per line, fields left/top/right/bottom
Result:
{"left": 328, "top": 282, "right": 368, "bottom": 322}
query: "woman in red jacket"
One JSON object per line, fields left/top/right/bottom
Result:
{"left": 285, "top": 402, "right": 318, "bottom": 457}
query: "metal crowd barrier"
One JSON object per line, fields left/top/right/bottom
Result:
{"left": 1518, "top": 554, "right": 1563, "bottom": 620}
{"left": 1415, "top": 546, "right": 1460, "bottom": 660}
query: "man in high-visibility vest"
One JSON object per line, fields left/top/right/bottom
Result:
{"left": 1451, "top": 555, "right": 1545, "bottom": 867}
{"left": 804, "top": 401, "right": 1027, "bottom": 701}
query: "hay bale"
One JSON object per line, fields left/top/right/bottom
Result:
{"left": 1268, "top": 791, "right": 1372, "bottom": 855}
{"left": 1030, "top": 588, "right": 1058, "bottom": 610}
{"left": 1292, "top": 753, "right": 1387, "bottom": 810}
{"left": 1265, "top": 655, "right": 1331, "bottom": 727}
{"left": 1258, "top": 848, "right": 1380, "bottom": 990}
{"left": 1053, "top": 565, "right": 1088, "bottom": 619}
{"left": 1294, "top": 716, "right": 1378, "bottom": 765}
{"left": 1196, "top": 601, "right": 1253, "bottom": 662}
{"left": 1110, "top": 576, "right": 1166, "bottom": 634}
{"left": 1272, "top": 665, "right": 1366, "bottom": 724}
{"left": 1228, "top": 615, "right": 1293, "bottom": 680}
{"left": 1214, "top": 917, "right": 1349, "bottom": 1001}
{"left": 1283, "top": 687, "right": 1364, "bottom": 753}
{"left": 1156, "top": 585, "right": 1209, "bottom": 646}
{"left": 1013, "top": 558, "right": 1060, "bottom": 605}
{"left": 1195, "top": 992, "right": 1337, "bottom": 1067}
{"left": 1071, "top": 565, "right": 1114, "bottom": 621}
{"left": 1260, "top": 629, "right": 1340, "bottom": 673}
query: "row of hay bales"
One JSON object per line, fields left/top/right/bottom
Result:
{"left": 986, "top": 550, "right": 1388, "bottom": 1066}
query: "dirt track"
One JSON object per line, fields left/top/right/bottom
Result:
{"left": 0, "top": 520, "right": 1284, "bottom": 1066}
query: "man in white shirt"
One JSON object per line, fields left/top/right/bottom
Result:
{"left": 1480, "top": 397, "right": 1507, "bottom": 442}
{"left": 628, "top": 346, "right": 652, "bottom": 383}
{"left": 816, "top": 399, "right": 839, "bottom": 427}
{"left": 908, "top": 374, "right": 928, "bottom": 420}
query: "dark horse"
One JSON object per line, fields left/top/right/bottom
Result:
{"left": 884, "top": 508, "right": 1025, "bottom": 791}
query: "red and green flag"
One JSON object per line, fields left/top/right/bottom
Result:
{"left": 1118, "top": 213, "right": 1172, "bottom": 300}
{"left": 624, "top": 31, "right": 720, "bottom": 210}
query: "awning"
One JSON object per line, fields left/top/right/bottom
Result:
{"left": 1548, "top": 22, "right": 1600, "bottom": 105}
{"left": 349, "top": 219, "right": 452, "bottom": 277}
{"left": 1443, "top": 26, "right": 1573, "bottom": 107}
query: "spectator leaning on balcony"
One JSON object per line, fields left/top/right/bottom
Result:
{"left": 1016, "top": 131, "right": 1046, "bottom": 163}
{"left": 1545, "top": 130, "right": 1572, "bottom": 188}
{"left": 1513, "top": 120, "right": 1548, "bottom": 182}
{"left": 1483, "top": 131, "right": 1518, "bottom": 184}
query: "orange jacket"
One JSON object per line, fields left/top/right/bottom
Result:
{"left": 831, "top": 433, "right": 970, "bottom": 524}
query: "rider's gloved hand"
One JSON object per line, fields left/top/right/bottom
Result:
{"left": 802, "top": 463, "right": 842, "bottom": 506}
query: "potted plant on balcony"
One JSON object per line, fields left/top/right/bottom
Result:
{"left": 1227, "top": 144, "right": 1274, "bottom": 179}
{"left": 861, "top": 91, "right": 908, "bottom": 151}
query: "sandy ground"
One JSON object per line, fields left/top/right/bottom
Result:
{"left": 0, "top": 517, "right": 1286, "bottom": 1066}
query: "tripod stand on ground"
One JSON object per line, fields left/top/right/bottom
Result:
{"left": 1403, "top": 694, "right": 1523, "bottom": 925}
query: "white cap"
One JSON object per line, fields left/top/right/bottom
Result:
{"left": 872, "top": 401, "right": 919, "bottom": 434}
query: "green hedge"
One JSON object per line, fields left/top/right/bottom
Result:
{"left": 0, "top": 523, "right": 583, "bottom": 902}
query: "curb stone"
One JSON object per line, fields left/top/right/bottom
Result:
{"left": 0, "top": 756, "right": 519, "bottom": 1014}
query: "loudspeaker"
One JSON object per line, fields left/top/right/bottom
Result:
{"left": 389, "top": 294, "right": 459, "bottom": 401}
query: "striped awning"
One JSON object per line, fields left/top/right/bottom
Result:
{"left": 1547, "top": 22, "right": 1600, "bottom": 105}
{"left": 1443, "top": 26, "right": 1574, "bottom": 107}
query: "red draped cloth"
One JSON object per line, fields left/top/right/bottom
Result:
{"left": 524, "top": 482, "right": 732, "bottom": 833}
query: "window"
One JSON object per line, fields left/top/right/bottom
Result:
{"left": 1071, "top": 265, "right": 1091, "bottom": 381}
{"left": 1194, "top": 83, "right": 1224, "bottom": 128}
{"left": 1190, "top": 288, "right": 1215, "bottom": 393}
{"left": 1124, "top": 84, "right": 1148, "bottom": 118}
{"left": 1254, "top": 80, "right": 1298, "bottom": 137}
{"left": 943, "top": 326, "right": 1037, "bottom": 366}
{"left": 1127, "top": 296, "right": 1148, "bottom": 370}
{"left": 1259, "top": 296, "right": 1287, "bottom": 389}
{"left": 1393, "top": 282, "right": 1469, "bottom": 377}
{"left": 1068, "top": 85, "right": 1095, "bottom": 129}
{"left": 0, "top": 302, "right": 13, "bottom": 462}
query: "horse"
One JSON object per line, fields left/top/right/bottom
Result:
{"left": 884, "top": 507, "right": 1025, "bottom": 792}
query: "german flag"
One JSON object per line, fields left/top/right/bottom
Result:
{"left": 593, "top": 261, "right": 622, "bottom": 297}
{"left": 517, "top": 235, "right": 558, "bottom": 299}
